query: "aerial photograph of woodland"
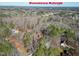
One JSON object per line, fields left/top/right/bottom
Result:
{"left": 0, "top": 7, "right": 79, "bottom": 56}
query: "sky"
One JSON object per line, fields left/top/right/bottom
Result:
{"left": 0, "top": 2, "right": 79, "bottom": 7}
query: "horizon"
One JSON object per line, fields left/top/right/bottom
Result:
{"left": 0, "top": 2, "right": 79, "bottom": 7}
